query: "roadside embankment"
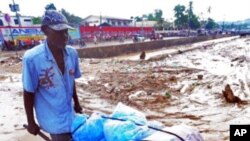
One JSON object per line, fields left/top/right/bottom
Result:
{"left": 77, "top": 35, "right": 231, "bottom": 58}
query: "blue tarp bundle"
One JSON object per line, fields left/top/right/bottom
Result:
{"left": 71, "top": 113, "right": 105, "bottom": 141}
{"left": 71, "top": 102, "right": 162, "bottom": 141}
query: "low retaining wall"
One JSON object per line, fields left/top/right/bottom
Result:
{"left": 77, "top": 35, "right": 229, "bottom": 58}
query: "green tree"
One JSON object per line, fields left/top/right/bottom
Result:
{"left": 32, "top": 17, "right": 42, "bottom": 25}
{"left": 230, "top": 23, "right": 235, "bottom": 29}
{"left": 174, "top": 4, "right": 188, "bottom": 29}
{"left": 147, "top": 13, "right": 155, "bottom": 21}
{"left": 174, "top": 1, "right": 204, "bottom": 30}
{"left": 205, "top": 18, "right": 217, "bottom": 30}
{"left": 189, "top": 15, "right": 200, "bottom": 29}
{"left": 134, "top": 16, "right": 142, "bottom": 22}
{"left": 61, "top": 9, "right": 83, "bottom": 26}
{"left": 154, "top": 9, "right": 163, "bottom": 21}
{"left": 187, "top": 1, "right": 200, "bottom": 29}
{"left": 154, "top": 9, "right": 164, "bottom": 30}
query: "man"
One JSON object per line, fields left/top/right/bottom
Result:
{"left": 93, "top": 35, "right": 97, "bottom": 44}
{"left": 22, "top": 10, "right": 82, "bottom": 141}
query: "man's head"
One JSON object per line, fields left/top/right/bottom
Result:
{"left": 42, "top": 10, "right": 73, "bottom": 31}
{"left": 41, "top": 10, "right": 73, "bottom": 49}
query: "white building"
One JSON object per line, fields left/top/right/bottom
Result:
{"left": 134, "top": 21, "right": 157, "bottom": 27}
{"left": 0, "top": 13, "right": 33, "bottom": 26}
{"left": 81, "top": 15, "right": 133, "bottom": 26}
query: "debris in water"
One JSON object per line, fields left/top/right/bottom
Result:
{"left": 164, "top": 92, "right": 171, "bottom": 98}
{"left": 197, "top": 75, "right": 203, "bottom": 80}
{"left": 222, "top": 84, "right": 248, "bottom": 104}
{"left": 177, "top": 49, "right": 183, "bottom": 54}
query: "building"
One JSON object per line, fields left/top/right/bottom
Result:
{"left": 81, "top": 15, "right": 133, "bottom": 26}
{"left": 0, "top": 13, "right": 33, "bottom": 26}
{"left": 0, "top": 14, "right": 43, "bottom": 43}
{"left": 134, "top": 21, "right": 157, "bottom": 27}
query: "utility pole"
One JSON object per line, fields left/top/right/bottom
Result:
{"left": 222, "top": 14, "right": 226, "bottom": 33}
{"left": 9, "top": 0, "right": 21, "bottom": 57}
{"left": 9, "top": 0, "right": 21, "bottom": 26}
{"left": 187, "top": 9, "right": 191, "bottom": 37}
{"left": 12, "top": 0, "right": 21, "bottom": 26}
{"left": 141, "top": 16, "right": 147, "bottom": 35}
{"left": 187, "top": 12, "right": 189, "bottom": 36}
{"left": 99, "top": 12, "right": 102, "bottom": 25}
{"left": 187, "top": 1, "right": 193, "bottom": 37}
{"left": 141, "top": 19, "right": 143, "bottom": 35}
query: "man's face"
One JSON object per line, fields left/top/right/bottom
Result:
{"left": 46, "top": 28, "right": 69, "bottom": 50}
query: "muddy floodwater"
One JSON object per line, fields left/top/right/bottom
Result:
{"left": 1, "top": 36, "right": 250, "bottom": 141}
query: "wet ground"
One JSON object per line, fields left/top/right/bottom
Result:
{"left": 1, "top": 36, "right": 250, "bottom": 141}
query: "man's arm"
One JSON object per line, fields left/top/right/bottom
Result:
{"left": 23, "top": 90, "right": 40, "bottom": 135}
{"left": 73, "top": 81, "right": 82, "bottom": 113}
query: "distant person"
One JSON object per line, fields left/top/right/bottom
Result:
{"left": 22, "top": 9, "right": 82, "bottom": 141}
{"left": 93, "top": 35, "right": 97, "bottom": 44}
{"left": 25, "top": 38, "right": 32, "bottom": 48}
{"left": 159, "top": 34, "right": 163, "bottom": 39}
{"left": 31, "top": 38, "right": 35, "bottom": 47}
{"left": 3, "top": 40, "right": 10, "bottom": 51}
{"left": 18, "top": 39, "right": 25, "bottom": 50}
{"left": 9, "top": 40, "right": 14, "bottom": 50}
{"left": 140, "top": 51, "right": 146, "bottom": 60}
{"left": 80, "top": 38, "right": 86, "bottom": 47}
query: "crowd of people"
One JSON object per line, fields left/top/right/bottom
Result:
{"left": 0, "top": 38, "right": 44, "bottom": 51}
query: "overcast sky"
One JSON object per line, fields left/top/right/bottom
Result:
{"left": 0, "top": 0, "right": 249, "bottom": 22}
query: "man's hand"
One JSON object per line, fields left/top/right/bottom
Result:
{"left": 23, "top": 91, "right": 40, "bottom": 135}
{"left": 74, "top": 104, "right": 83, "bottom": 113}
{"left": 26, "top": 122, "right": 40, "bottom": 135}
{"left": 73, "top": 81, "right": 82, "bottom": 113}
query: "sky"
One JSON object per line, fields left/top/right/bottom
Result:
{"left": 0, "top": 0, "right": 250, "bottom": 22}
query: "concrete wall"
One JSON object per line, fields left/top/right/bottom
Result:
{"left": 77, "top": 35, "right": 229, "bottom": 58}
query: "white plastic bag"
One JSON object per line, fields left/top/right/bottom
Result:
{"left": 144, "top": 124, "right": 204, "bottom": 141}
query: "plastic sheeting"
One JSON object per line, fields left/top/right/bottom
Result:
{"left": 71, "top": 102, "right": 203, "bottom": 141}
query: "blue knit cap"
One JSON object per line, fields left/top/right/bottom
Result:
{"left": 42, "top": 10, "right": 73, "bottom": 31}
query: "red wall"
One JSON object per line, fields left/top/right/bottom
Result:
{"left": 79, "top": 26, "right": 153, "bottom": 38}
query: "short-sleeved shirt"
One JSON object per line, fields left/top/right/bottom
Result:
{"left": 22, "top": 41, "right": 81, "bottom": 134}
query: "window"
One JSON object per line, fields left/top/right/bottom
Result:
{"left": 0, "top": 19, "right": 3, "bottom": 26}
{"left": 14, "top": 19, "right": 19, "bottom": 25}
{"left": 24, "top": 19, "right": 31, "bottom": 22}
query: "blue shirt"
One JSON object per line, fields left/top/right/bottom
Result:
{"left": 22, "top": 41, "right": 81, "bottom": 134}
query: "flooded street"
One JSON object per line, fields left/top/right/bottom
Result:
{"left": 1, "top": 36, "right": 250, "bottom": 140}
